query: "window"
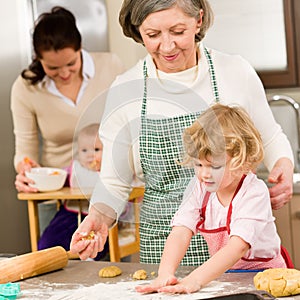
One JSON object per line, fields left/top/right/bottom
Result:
{"left": 203, "top": 0, "right": 297, "bottom": 88}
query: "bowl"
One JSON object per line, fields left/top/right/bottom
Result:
{"left": 25, "top": 167, "right": 67, "bottom": 192}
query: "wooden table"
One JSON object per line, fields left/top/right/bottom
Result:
{"left": 17, "top": 261, "right": 290, "bottom": 299}
{"left": 17, "top": 187, "right": 92, "bottom": 252}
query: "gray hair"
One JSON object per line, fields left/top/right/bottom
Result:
{"left": 119, "top": 0, "right": 214, "bottom": 44}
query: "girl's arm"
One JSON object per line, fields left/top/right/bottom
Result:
{"left": 135, "top": 226, "right": 193, "bottom": 293}
{"left": 159, "top": 235, "right": 250, "bottom": 294}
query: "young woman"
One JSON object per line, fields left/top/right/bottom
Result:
{"left": 11, "top": 6, "right": 124, "bottom": 255}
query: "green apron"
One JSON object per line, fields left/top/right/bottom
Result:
{"left": 139, "top": 48, "right": 219, "bottom": 265}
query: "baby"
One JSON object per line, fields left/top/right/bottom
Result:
{"left": 69, "top": 123, "right": 136, "bottom": 252}
{"left": 69, "top": 123, "right": 102, "bottom": 189}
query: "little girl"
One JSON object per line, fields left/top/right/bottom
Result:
{"left": 136, "top": 103, "right": 287, "bottom": 294}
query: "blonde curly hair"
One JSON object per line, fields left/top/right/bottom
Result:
{"left": 182, "top": 103, "right": 264, "bottom": 173}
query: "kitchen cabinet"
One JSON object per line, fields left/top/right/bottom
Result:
{"left": 205, "top": 0, "right": 300, "bottom": 89}
{"left": 273, "top": 194, "right": 300, "bottom": 269}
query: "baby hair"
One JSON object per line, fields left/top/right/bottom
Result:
{"left": 182, "top": 103, "right": 264, "bottom": 172}
{"left": 78, "top": 123, "right": 100, "bottom": 141}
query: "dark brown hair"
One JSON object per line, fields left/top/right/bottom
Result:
{"left": 22, "top": 6, "right": 81, "bottom": 85}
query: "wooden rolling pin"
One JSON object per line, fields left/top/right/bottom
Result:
{"left": 0, "top": 246, "right": 69, "bottom": 283}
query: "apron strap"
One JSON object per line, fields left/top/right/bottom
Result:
{"left": 226, "top": 174, "right": 247, "bottom": 234}
{"left": 204, "top": 47, "right": 220, "bottom": 102}
{"left": 141, "top": 60, "right": 148, "bottom": 120}
{"left": 196, "top": 191, "right": 210, "bottom": 228}
{"left": 199, "top": 174, "right": 246, "bottom": 233}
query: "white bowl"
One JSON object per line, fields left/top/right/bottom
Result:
{"left": 25, "top": 167, "right": 67, "bottom": 192}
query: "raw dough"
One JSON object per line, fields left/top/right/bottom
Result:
{"left": 99, "top": 266, "right": 122, "bottom": 278}
{"left": 132, "top": 269, "right": 147, "bottom": 280}
{"left": 254, "top": 268, "right": 300, "bottom": 297}
{"left": 81, "top": 231, "right": 95, "bottom": 241}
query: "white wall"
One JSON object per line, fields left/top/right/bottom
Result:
{"left": 106, "top": 1, "right": 147, "bottom": 69}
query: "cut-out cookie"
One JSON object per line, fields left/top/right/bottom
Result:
{"left": 254, "top": 268, "right": 300, "bottom": 297}
{"left": 99, "top": 266, "right": 122, "bottom": 278}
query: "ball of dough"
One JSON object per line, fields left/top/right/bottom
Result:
{"left": 81, "top": 231, "right": 95, "bottom": 241}
{"left": 132, "top": 269, "right": 147, "bottom": 280}
{"left": 99, "top": 266, "right": 122, "bottom": 278}
{"left": 254, "top": 268, "right": 300, "bottom": 297}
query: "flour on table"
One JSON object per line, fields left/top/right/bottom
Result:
{"left": 47, "top": 280, "right": 233, "bottom": 300}
{"left": 19, "top": 281, "right": 87, "bottom": 299}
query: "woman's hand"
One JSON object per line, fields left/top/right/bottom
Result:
{"left": 15, "top": 157, "right": 39, "bottom": 193}
{"left": 70, "top": 206, "right": 111, "bottom": 260}
{"left": 135, "top": 275, "right": 178, "bottom": 294}
{"left": 268, "top": 157, "right": 293, "bottom": 210}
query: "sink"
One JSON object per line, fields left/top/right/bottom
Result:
{"left": 293, "top": 173, "right": 300, "bottom": 184}
{"left": 268, "top": 95, "right": 300, "bottom": 172}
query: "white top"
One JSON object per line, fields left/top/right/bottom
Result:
{"left": 171, "top": 172, "right": 281, "bottom": 259}
{"left": 66, "top": 159, "right": 100, "bottom": 214}
{"left": 69, "top": 159, "right": 100, "bottom": 189}
{"left": 91, "top": 43, "right": 294, "bottom": 218}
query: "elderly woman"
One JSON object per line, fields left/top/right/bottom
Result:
{"left": 70, "top": 0, "right": 294, "bottom": 265}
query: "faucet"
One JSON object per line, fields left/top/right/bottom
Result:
{"left": 268, "top": 94, "right": 300, "bottom": 171}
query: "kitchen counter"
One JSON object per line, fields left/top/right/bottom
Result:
{"left": 14, "top": 260, "right": 298, "bottom": 299}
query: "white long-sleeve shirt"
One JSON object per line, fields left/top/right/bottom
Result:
{"left": 91, "top": 43, "right": 294, "bottom": 217}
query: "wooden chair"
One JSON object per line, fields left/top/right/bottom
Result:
{"left": 108, "top": 187, "right": 144, "bottom": 262}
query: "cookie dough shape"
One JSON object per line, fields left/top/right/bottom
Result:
{"left": 81, "top": 231, "right": 95, "bottom": 241}
{"left": 99, "top": 266, "right": 122, "bottom": 278}
{"left": 132, "top": 269, "right": 147, "bottom": 280}
{"left": 254, "top": 268, "right": 300, "bottom": 297}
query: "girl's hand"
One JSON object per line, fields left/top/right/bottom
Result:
{"left": 158, "top": 276, "right": 201, "bottom": 294}
{"left": 135, "top": 275, "right": 178, "bottom": 294}
{"left": 15, "top": 157, "right": 40, "bottom": 193}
